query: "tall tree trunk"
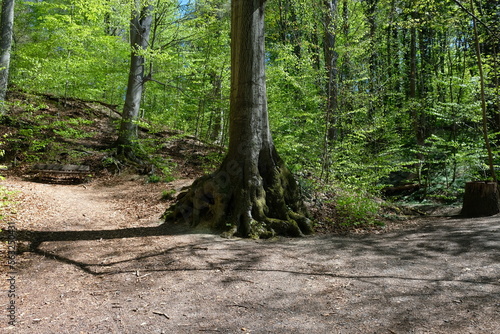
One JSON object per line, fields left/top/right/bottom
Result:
{"left": 407, "top": 5, "right": 426, "bottom": 174}
{"left": 479, "top": 0, "right": 500, "bottom": 141}
{"left": 409, "top": 20, "right": 418, "bottom": 124}
{"left": 338, "top": 0, "right": 351, "bottom": 140}
{"left": 116, "top": 1, "right": 153, "bottom": 160}
{"left": 163, "top": 0, "right": 313, "bottom": 238}
{"left": 0, "top": 0, "right": 14, "bottom": 113}
{"left": 323, "top": 0, "right": 339, "bottom": 142}
{"left": 470, "top": 0, "right": 496, "bottom": 181}
{"left": 208, "top": 72, "right": 224, "bottom": 144}
{"left": 384, "top": 0, "right": 401, "bottom": 111}
{"left": 321, "top": 0, "right": 339, "bottom": 181}
{"left": 365, "top": 0, "right": 378, "bottom": 119}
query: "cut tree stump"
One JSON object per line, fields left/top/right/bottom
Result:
{"left": 461, "top": 181, "right": 500, "bottom": 217}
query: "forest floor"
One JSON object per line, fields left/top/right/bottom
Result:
{"left": 0, "top": 175, "right": 499, "bottom": 334}
{"left": 0, "top": 91, "right": 499, "bottom": 333}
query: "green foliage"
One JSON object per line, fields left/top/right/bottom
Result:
{"left": 140, "top": 141, "right": 177, "bottom": 183}
{"left": 13, "top": 0, "right": 129, "bottom": 104}
{"left": 140, "top": 0, "right": 231, "bottom": 143}
{"left": 333, "top": 190, "right": 382, "bottom": 227}
{"left": 11, "top": 100, "right": 49, "bottom": 113}
{"left": 158, "top": 163, "right": 176, "bottom": 183}
{"left": 6, "top": 0, "right": 499, "bottom": 219}
{"left": 161, "top": 189, "right": 176, "bottom": 201}
{"left": 201, "top": 150, "right": 224, "bottom": 174}
{"left": 147, "top": 174, "right": 162, "bottom": 183}
{"left": 147, "top": 165, "right": 176, "bottom": 183}
{"left": 0, "top": 181, "right": 18, "bottom": 232}
{"left": 3, "top": 107, "right": 97, "bottom": 162}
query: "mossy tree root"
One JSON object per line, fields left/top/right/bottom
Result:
{"left": 162, "top": 157, "right": 313, "bottom": 238}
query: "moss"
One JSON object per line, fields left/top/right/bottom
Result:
{"left": 251, "top": 191, "right": 268, "bottom": 219}
{"left": 220, "top": 224, "right": 238, "bottom": 239}
{"left": 288, "top": 211, "right": 313, "bottom": 235}
{"left": 247, "top": 219, "right": 274, "bottom": 239}
{"left": 162, "top": 147, "right": 314, "bottom": 238}
{"left": 265, "top": 217, "right": 302, "bottom": 237}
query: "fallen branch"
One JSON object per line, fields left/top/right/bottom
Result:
{"left": 152, "top": 311, "right": 170, "bottom": 319}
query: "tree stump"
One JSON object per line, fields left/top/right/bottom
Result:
{"left": 461, "top": 181, "right": 500, "bottom": 217}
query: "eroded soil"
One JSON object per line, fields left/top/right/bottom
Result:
{"left": 1, "top": 175, "right": 499, "bottom": 334}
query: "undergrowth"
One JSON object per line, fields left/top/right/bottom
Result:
{"left": 299, "top": 175, "right": 386, "bottom": 232}
{"left": 333, "top": 190, "right": 383, "bottom": 227}
{"left": 1, "top": 148, "right": 17, "bottom": 233}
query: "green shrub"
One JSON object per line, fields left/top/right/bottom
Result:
{"left": 147, "top": 174, "right": 162, "bottom": 183}
{"left": 334, "top": 191, "right": 383, "bottom": 227}
{"left": 161, "top": 189, "right": 176, "bottom": 201}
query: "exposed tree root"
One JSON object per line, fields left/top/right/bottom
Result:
{"left": 162, "top": 153, "right": 313, "bottom": 238}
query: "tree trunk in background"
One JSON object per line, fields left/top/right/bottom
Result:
{"left": 461, "top": 182, "right": 500, "bottom": 217}
{"left": 277, "top": 0, "right": 301, "bottom": 59}
{"left": 478, "top": 0, "right": 500, "bottom": 142}
{"left": 163, "top": 0, "right": 313, "bottom": 238}
{"left": 470, "top": 0, "right": 496, "bottom": 182}
{"left": 407, "top": 3, "right": 426, "bottom": 186}
{"left": 323, "top": 0, "right": 339, "bottom": 142}
{"left": 365, "top": 0, "right": 378, "bottom": 119}
{"left": 208, "top": 72, "right": 224, "bottom": 144}
{"left": 385, "top": 0, "right": 403, "bottom": 111}
{"left": 116, "top": 1, "right": 153, "bottom": 160}
{"left": 0, "top": 0, "right": 14, "bottom": 113}
{"left": 321, "top": 0, "right": 338, "bottom": 181}
{"left": 409, "top": 15, "right": 420, "bottom": 148}
{"left": 338, "top": 0, "right": 352, "bottom": 139}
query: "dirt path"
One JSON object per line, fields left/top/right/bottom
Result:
{"left": 1, "top": 177, "right": 499, "bottom": 333}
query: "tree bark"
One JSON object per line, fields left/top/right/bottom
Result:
{"left": 321, "top": 0, "right": 338, "bottom": 182}
{"left": 470, "top": 0, "right": 496, "bottom": 182}
{"left": 116, "top": 1, "right": 153, "bottom": 160}
{"left": 365, "top": 0, "right": 377, "bottom": 119}
{"left": 0, "top": 0, "right": 14, "bottom": 113}
{"left": 338, "top": 0, "right": 352, "bottom": 131}
{"left": 408, "top": 10, "right": 424, "bottom": 151}
{"left": 461, "top": 181, "right": 500, "bottom": 217}
{"left": 162, "top": 0, "right": 313, "bottom": 238}
{"left": 208, "top": 72, "right": 224, "bottom": 144}
{"left": 323, "top": 0, "right": 339, "bottom": 142}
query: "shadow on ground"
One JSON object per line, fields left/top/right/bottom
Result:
{"left": 3, "top": 216, "right": 500, "bottom": 334}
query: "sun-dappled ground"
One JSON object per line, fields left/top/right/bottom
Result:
{"left": 0, "top": 175, "right": 499, "bottom": 333}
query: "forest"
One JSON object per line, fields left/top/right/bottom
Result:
{"left": 1, "top": 0, "right": 500, "bottom": 231}
{"left": 1, "top": 2, "right": 500, "bottom": 331}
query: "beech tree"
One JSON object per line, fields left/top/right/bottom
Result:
{"left": 163, "top": 0, "right": 313, "bottom": 238}
{"left": 322, "top": 0, "right": 339, "bottom": 181}
{"left": 116, "top": 0, "right": 153, "bottom": 159}
{"left": 0, "top": 0, "right": 14, "bottom": 113}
